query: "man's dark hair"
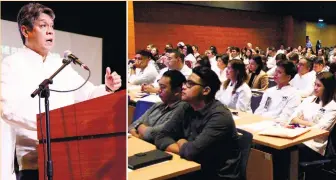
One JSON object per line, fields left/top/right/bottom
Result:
{"left": 162, "top": 70, "right": 186, "bottom": 91}
{"left": 288, "top": 52, "right": 299, "bottom": 62}
{"left": 17, "top": 3, "right": 55, "bottom": 44}
{"left": 136, "top": 50, "right": 152, "bottom": 58}
{"left": 313, "top": 56, "right": 325, "bottom": 65}
{"left": 231, "top": 46, "right": 240, "bottom": 53}
{"left": 216, "top": 54, "right": 229, "bottom": 65}
{"left": 192, "top": 66, "right": 221, "bottom": 101}
{"left": 171, "top": 49, "right": 185, "bottom": 63}
{"left": 276, "top": 60, "right": 297, "bottom": 80}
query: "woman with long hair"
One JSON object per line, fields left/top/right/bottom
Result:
{"left": 289, "top": 72, "right": 336, "bottom": 159}
{"left": 247, "top": 55, "right": 269, "bottom": 90}
{"left": 216, "top": 60, "right": 252, "bottom": 112}
{"left": 183, "top": 44, "right": 196, "bottom": 68}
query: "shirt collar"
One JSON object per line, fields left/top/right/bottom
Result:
{"left": 23, "top": 46, "right": 53, "bottom": 63}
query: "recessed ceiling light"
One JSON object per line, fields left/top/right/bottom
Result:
{"left": 318, "top": 18, "right": 324, "bottom": 22}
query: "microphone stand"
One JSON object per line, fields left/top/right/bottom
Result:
{"left": 31, "top": 59, "right": 72, "bottom": 180}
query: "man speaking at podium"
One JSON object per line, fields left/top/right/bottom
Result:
{"left": 1, "top": 3, "right": 122, "bottom": 180}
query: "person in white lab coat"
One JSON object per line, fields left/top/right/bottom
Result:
{"left": 1, "top": 3, "right": 122, "bottom": 180}
{"left": 216, "top": 59, "right": 252, "bottom": 112}
{"left": 254, "top": 61, "right": 301, "bottom": 121}
{"left": 290, "top": 57, "right": 316, "bottom": 98}
{"left": 288, "top": 72, "right": 336, "bottom": 158}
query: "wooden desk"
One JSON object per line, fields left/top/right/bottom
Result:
{"left": 128, "top": 137, "right": 201, "bottom": 180}
{"left": 234, "top": 113, "right": 329, "bottom": 150}
{"left": 232, "top": 111, "right": 329, "bottom": 180}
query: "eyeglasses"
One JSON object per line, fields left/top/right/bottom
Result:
{"left": 183, "top": 80, "right": 205, "bottom": 88}
{"left": 134, "top": 57, "right": 142, "bottom": 60}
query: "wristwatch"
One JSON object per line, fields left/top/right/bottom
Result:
{"left": 105, "top": 85, "right": 115, "bottom": 93}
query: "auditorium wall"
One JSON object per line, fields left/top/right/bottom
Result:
{"left": 133, "top": 2, "right": 300, "bottom": 54}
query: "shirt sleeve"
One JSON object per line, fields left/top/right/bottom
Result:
{"left": 313, "top": 106, "right": 336, "bottom": 131}
{"left": 129, "top": 66, "right": 158, "bottom": 85}
{"left": 154, "top": 105, "right": 189, "bottom": 150}
{"left": 179, "top": 112, "right": 234, "bottom": 160}
{"left": 276, "top": 92, "right": 302, "bottom": 122}
{"left": 288, "top": 97, "right": 311, "bottom": 124}
{"left": 128, "top": 103, "right": 158, "bottom": 131}
{"left": 236, "top": 86, "right": 252, "bottom": 112}
{"left": 1, "top": 58, "right": 37, "bottom": 131}
{"left": 297, "top": 77, "right": 315, "bottom": 98}
{"left": 143, "top": 103, "right": 188, "bottom": 142}
{"left": 259, "top": 74, "right": 269, "bottom": 90}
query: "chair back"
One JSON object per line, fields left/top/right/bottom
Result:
{"left": 237, "top": 128, "right": 253, "bottom": 180}
{"left": 325, "top": 125, "right": 336, "bottom": 159}
{"left": 251, "top": 91, "right": 263, "bottom": 113}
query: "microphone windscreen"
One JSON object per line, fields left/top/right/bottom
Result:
{"left": 63, "top": 50, "right": 72, "bottom": 58}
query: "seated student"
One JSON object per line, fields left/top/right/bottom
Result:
{"left": 290, "top": 57, "right": 316, "bottom": 98}
{"left": 288, "top": 52, "right": 300, "bottom": 67}
{"left": 155, "top": 66, "right": 241, "bottom": 180}
{"left": 247, "top": 55, "right": 269, "bottom": 90}
{"left": 288, "top": 72, "right": 336, "bottom": 158}
{"left": 267, "top": 53, "right": 287, "bottom": 76}
{"left": 128, "top": 50, "right": 159, "bottom": 85}
{"left": 312, "top": 56, "right": 329, "bottom": 74}
{"left": 254, "top": 61, "right": 301, "bottom": 121}
{"left": 216, "top": 59, "right": 252, "bottom": 112}
{"left": 142, "top": 50, "right": 192, "bottom": 93}
{"left": 195, "top": 55, "right": 211, "bottom": 68}
{"left": 128, "top": 70, "right": 188, "bottom": 143}
{"left": 215, "top": 54, "right": 229, "bottom": 83}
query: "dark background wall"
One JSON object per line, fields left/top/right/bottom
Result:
{"left": 1, "top": 1, "right": 126, "bottom": 90}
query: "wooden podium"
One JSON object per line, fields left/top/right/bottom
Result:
{"left": 37, "top": 90, "right": 126, "bottom": 180}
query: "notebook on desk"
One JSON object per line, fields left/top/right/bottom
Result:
{"left": 128, "top": 149, "right": 173, "bottom": 170}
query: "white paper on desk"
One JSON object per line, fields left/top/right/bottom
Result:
{"left": 237, "top": 120, "right": 277, "bottom": 132}
{"left": 140, "top": 94, "right": 162, "bottom": 103}
{"left": 259, "top": 127, "right": 311, "bottom": 138}
{"left": 233, "top": 115, "right": 240, "bottom": 120}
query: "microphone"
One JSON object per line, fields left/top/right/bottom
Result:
{"left": 64, "top": 50, "right": 90, "bottom": 70}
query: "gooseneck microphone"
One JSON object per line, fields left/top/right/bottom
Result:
{"left": 63, "top": 50, "right": 90, "bottom": 70}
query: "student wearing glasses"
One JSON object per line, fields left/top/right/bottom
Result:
{"left": 155, "top": 66, "right": 241, "bottom": 180}
{"left": 216, "top": 59, "right": 252, "bottom": 112}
